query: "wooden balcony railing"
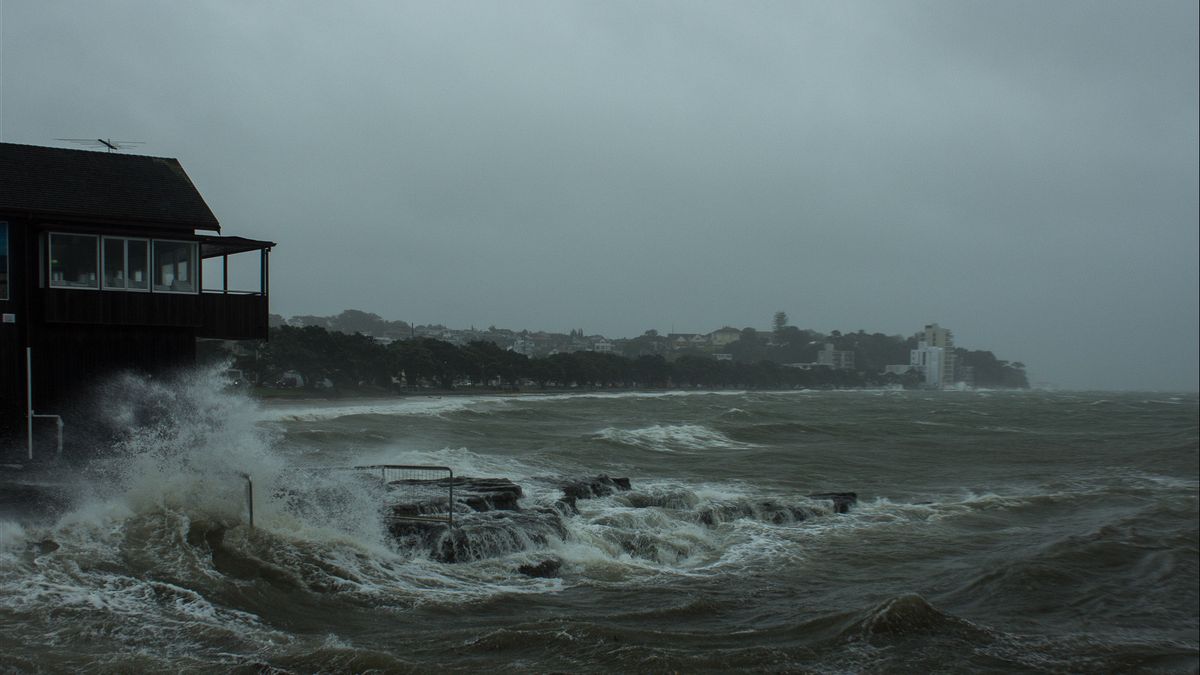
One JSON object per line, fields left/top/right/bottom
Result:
{"left": 199, "top": 292, "right": 269, "bottom": 340}
{"left": 42, "top": 289, "right": 269, "bottom": 340}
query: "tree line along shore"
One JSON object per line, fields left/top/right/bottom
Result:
{"left": 200, "top": 323, "right": 1029, "bottom": 395}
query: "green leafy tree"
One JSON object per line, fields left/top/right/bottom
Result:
{"left": 388, "top": 339, "right": 436, "bottom": 387}
{"left": 773, "top": 311, "right": 788, "bottom": 342}
{"left": 956, "top": 349, "right": 1030, "bottom": 388}
{"left": 424, "top": 339, "right": 470, "bottom": 389}
{"left": 632, "top": 354, "right": 670, "bottom": 388}
{"left": 726, "top": 328, "right": 768, "bottom": 363}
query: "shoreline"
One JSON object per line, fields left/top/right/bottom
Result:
{"left": 248, "top": 384, "right": 1044, "bottom": 405}
{"left": 249, "top": 384, "right": 868, "bottom": 403}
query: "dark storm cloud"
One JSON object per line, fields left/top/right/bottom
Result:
{"left": 2, "top": 0, "right": 1196, "bottom": 389}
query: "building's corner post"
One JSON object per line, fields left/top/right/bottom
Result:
{"left": 25, "top": 347, "right": 33, "bottom": 461}
{"left": 260, "top": 249, "right": 269, "bottom": 296}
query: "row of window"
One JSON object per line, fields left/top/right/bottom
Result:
{"left": 49, "top": 234, "right": 198, "bottom": 294}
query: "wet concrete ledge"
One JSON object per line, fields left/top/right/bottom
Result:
{"left": 0, "top": 465, "right": 74, "bottom": 523}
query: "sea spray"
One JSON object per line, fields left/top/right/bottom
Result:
{"left": 67, "top": 364, "right": 392, "bottom": 550}
{"left": 81, "top": 367, "right": 279, "bottom": 524}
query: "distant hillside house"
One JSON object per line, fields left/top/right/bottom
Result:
{"left": 816, "top": 343, "right": 856, "bottom": 370}
{"left": 707, "top": 327, "right": 741, "bottom": 347}
{"left": 589, "top": 338, "right": 614, "bottom": 353}
{"left": 0, "top": 142, "right": 275, "bottom": 459}
{"left": 667, "top": 333, "right": 709, "bottom": 351}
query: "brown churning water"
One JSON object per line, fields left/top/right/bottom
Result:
{"left": 1, "top": 373, "right": 1196, "bottom": 672}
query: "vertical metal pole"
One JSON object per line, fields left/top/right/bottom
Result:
{"left": 261, "top": 249, "right": 269, "bottom": 296}
{"left": 25, "top": 347, "right": 33, "bottom": 461}
{"left": 244, "top": 474, "right": 254, "bottom": 528}
{"left": 222, "top": 254, "right": 229, "bottom": 294}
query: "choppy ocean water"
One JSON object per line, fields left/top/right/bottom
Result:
{"left": 1, "top": 373, "right": 1196, "bottom": 672}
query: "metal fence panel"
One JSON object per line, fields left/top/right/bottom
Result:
{"left": 354, "top": 464, "right": 455, "bottom": 526}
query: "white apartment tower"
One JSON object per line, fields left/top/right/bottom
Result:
{"left": 921, "top": 323, "right": 954, "bottom": 348}
{"left": 911, "top": 323, "right": 957, "bottom": 388}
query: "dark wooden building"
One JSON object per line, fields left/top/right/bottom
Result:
{"left": 0, "top": 142, "right": 274, "bottom": 460}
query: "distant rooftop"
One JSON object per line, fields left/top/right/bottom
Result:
{"left": 0, "top": 142, "right": 220, "bottom": 231}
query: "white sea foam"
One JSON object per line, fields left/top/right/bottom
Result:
{"left": 256, "top": 395, "right": 505, "bottom": 422}
{"left": 594, "top": 424, "right": 755, "bottom": 452}
{"left": 536, "top": 477, "right": 839, "bottom": 581}
{"left": 351, "top": 445, "right": 561, "bottom": 485}
{"left": 257, "top": 388, "right": 758, "bottom": 424}
{"left": 525, "top": 390, "right": 748, "bottom": 402}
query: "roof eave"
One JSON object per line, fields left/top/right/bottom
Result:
{"left": 0, "top": 207, "right": 220, "bottom": 232}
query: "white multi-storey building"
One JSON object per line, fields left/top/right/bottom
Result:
{"left": 921, "top": 323, "right": 954, "bottom": 348}
{"left": 817, "top": 343, "right": 856, "bottom": 370}
{"left": 910, "top": 323, "right": 957, "bottom": 388}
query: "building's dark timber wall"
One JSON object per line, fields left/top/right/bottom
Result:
{"left": 198, "top": 294, "right": 269, "bottom": 340}
{"left": 0, "top": 318, "right": 23, "bottom": 444}
{"left": 0, "top": 217, "right": 29, "bottom": 447}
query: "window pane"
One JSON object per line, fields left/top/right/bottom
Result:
{"left": 153, "top": 241, "right": 197, "bottom": 293}
{"left": 127, "top": 240, "right": 148, "bottom": 290}
{"left": 103, "top": 238, "right": 126, "bottom": 289}
{"left": 49, "top": 234, "right": 98, "bottom": 289}
{"left": 0, "top": 222, "right": 7, "bottom": 300}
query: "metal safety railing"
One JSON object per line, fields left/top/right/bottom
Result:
{"left": 354, "top": 464, "right": 455, "bottom": 527}
{"left": 30, "top": 414, "right": 64, "bottom": 460}
{"left": 26, "top": 348, "right": 65, "bottom": 462}
{"left": 235, "top": 464, "right": 455, "bottom": 531}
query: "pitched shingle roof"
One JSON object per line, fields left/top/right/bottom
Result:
{"left": 0, "top": 142, "right": 219, "bottom": 231}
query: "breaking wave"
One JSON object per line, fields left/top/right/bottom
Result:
{"left": 593, "top": 424, "right": 755, "bottom": 452}
{"left": 256, "top": 395, "right": 505, "bottom": 423}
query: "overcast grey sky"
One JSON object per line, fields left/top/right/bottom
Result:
{"left": 2, "top": 1, "right": 1196, "bottom": 390}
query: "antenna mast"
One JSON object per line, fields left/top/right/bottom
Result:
{"left": 55, "top": 138, "right": 145, "bottom": 153}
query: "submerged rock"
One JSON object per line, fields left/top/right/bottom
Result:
{"left": 618, "top": 490, "right": 700, "bottom": 510}
{"left": 387, "top": 476, "right": 523, "bottom": 520}
{"left": 807, "top": 492, "right": 858, "bottom": 514}
{"left": 558, "top": 475, "right": 632, "bottom": 501}
{"left": 517, "top": 558, "right": 562, "bottom": 578}
{"left": 446, "top": 477, "right": 524, "bottom": 512}
{"left": 390, "top": 508, "right": 569, "bottom": 563}
{"left": 32, "top": 539, "right": 59, "bottom": 555}
{"left": 616, "top": 489, "right": 852, "bottom": 526}
{"left": 382, "top": 475, "right": 859, "bottom": 564}
{"left": 695, "top": 499, "right": 818, "bottom": 526}
{"left": 553, "top": 496, "right": 579, "bottom": 515}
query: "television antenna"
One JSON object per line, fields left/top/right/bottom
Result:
{"left": 55, "top": 138, "right": 145, "bottom": 153}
